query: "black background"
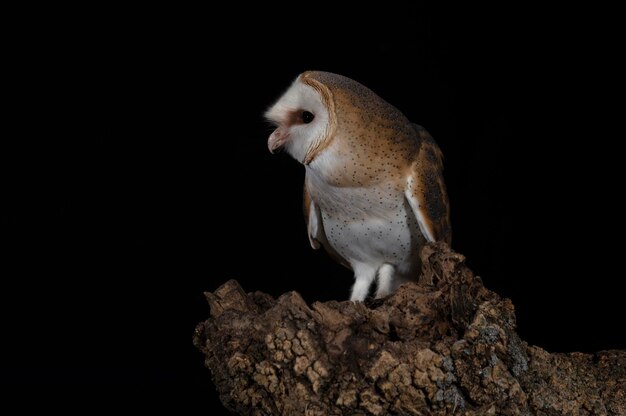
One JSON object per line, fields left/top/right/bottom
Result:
{"left": 2, "top": 4, "right": 624, "bottom": 413}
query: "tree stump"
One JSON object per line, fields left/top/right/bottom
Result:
{"left": 193, "top": 243, "right": 625, "bottom": 415}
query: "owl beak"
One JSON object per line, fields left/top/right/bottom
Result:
{"left": 268, "top": 127, "right": 289, "bottom": 154}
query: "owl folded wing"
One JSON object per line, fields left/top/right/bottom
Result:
{"left": 404, "top": 126, "right": 452, "bottom": 244}
{"left": 303, "top": 184, "right": 323, "bottom": 250}
{"left": 303, "top": 181, "right": 351, "bottom": 269}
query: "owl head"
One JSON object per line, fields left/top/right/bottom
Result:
{"left": 264, "top": 72, "right": 336, "bottom": 165}
{"left": 265, "top": 71, "right": 410, "bottom": 166}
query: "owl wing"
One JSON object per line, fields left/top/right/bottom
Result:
{"left": 303, "top": 182, "right": 323, "bottom": 250}
{"left": 404, "top": 125, "right": 452, "bottom": 244}
{"left": 303, "top": 180, "right": 351, "bottom": 269}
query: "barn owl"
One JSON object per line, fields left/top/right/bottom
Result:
{"left": 265, "top": 71, "right": 451, "bottom": 301}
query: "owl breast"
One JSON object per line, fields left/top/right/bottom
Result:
{"left": 307, "top": 171, "right": 426, "bottom": 277}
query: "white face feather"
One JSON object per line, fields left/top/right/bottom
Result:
{"left": 265, "top": 76, "right": 331, "bottom": 164}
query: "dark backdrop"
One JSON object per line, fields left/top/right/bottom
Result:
{"left": 2, "top": 4, "right": 623, "bottom": 413}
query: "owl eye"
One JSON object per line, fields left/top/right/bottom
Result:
{"left": 302, "top": 111, "right": 314, "bottom": 124}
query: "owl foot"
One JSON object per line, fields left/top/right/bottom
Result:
{"left": 375, "top": 264, "right": 395, "bottom": 298}
{"left": 350, "top": 264, "right": 377, "bottom": 302}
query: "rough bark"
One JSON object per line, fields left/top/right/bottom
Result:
{"left": 193, "top": 243, "right": 625, "bottom": 415}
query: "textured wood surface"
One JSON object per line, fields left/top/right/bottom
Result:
{"left": 194, "top": 243, "right": 625, "bottom": 415}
